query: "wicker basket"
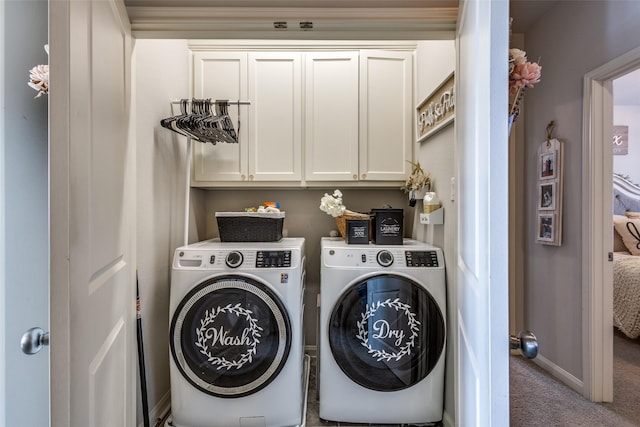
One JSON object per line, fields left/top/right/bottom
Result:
{"left": 335, "top": 210, "right": 370, "bottom": 239}
{"left": 216, "top": 212, "right": 285, "bottom": 242}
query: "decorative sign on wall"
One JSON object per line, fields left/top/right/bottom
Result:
{"left": 416, "top": 72, "right": 455, "bottom": 143}
{"left": 613, "top": 125, "right": 629, "bottom": 155}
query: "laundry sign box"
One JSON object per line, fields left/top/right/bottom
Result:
{"left": 370, "top": 208, "right": 404, "bottom": 245}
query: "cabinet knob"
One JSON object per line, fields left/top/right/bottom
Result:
{"left": 353, "top": 174, "right": 358, "bottom": 180}
{"left": 249, "top": 175, "right": 254, "bottom": 181}
{"left": 241, "top": 174, "right": 246, "bottom": 181}
{"left": 361, "top": 173, "right": 367, "bottom": 180}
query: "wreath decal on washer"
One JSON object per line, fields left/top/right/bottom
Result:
{"left": 355, "top": 298, "right": 420, "bottom": 362}
{"left": 194, "top": 303, "right": 263, "bottom": 370}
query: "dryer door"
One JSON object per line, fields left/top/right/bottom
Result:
{"left": 170, "top": 275, "right": 291, "bottom": 397}
{"left": 329, "top": 273, "right": 445, "bottom": 391}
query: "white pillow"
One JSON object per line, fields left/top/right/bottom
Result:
{"left": 614, "top": 216, "right": 640, "bottom": 256}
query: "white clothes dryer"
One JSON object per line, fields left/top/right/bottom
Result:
{"left": 319, "top": 237, "right": 446, "bottom": 425}
{"left": 169, "top": 238, "right": 307, "bottom": 427}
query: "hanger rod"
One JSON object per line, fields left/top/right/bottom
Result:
{"left": 170, "top": 99, "right": 251, "bottom": 106}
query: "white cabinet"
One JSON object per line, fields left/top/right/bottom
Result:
{"left": 305, "top": 50, "right": 413, "bottom": 183}
{"left": 191, "top": 51, "right": 302, "bottom": 184}
{"left": 304, "top": 52, "right": 360, "bottom": 182}
{"left": 359, "top": 50, "right": 413, "bottom": 182}
{"left": 248, "top": 52, "right": 302, "bottom": 182}
{"left": 191, "top": 47, "right": 414, "bottom": 187}
{"left": 191, "top": 51, "right": 248, "bottom": 183}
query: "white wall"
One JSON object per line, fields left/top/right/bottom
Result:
{"left": 414, "top": 39, "right": 456, "bottom": 425}
{"left": 613, "top": 105, "right": 640, "bottom": 184}
{"left": 523, "top": 1, "right": 640, "bottom": 382}
{"left": 134, "top": 39, "right": 190, "bottom": 424}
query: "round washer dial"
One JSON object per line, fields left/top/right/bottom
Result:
{"left": 376, "top": 250, "right": 394, "bottom": 267}
{"left": 225, "top": 251, "right": 243, "bottom": 268}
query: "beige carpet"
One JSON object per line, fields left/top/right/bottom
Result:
{"left": 510, "top": 331, "right": 640, "bottom": 427}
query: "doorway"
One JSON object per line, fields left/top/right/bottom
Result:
{"left": 583, "top": 45, "right": 640, "bottom": 401}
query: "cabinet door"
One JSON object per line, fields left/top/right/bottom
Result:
{"left": 192, "top": 52, "right": 248, "bottom": 182}
{"left": 248, "top": 52, "right": 302, "bottom": 181}
{"left": 304, "top": 52, "right": 360, "bottom": 182}
{"left": 359, "top": 50, "right": 413, "bottom": 181}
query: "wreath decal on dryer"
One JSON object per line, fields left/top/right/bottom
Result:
{"left": 355, "top": 298, "right": 420, "bottom": 362}
{"left": 194, "top": 303, "right": 263, "bottom": 370}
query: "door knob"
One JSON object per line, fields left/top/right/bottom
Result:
{"left": 510, "top": 330, "right": 538, "bottom": 359}
{"left": 20, "top": 327, "right": 49, "bottom": 355}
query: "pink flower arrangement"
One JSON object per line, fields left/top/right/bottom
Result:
{"left": 508, "top": 44, "right": 541, "bottom": 123}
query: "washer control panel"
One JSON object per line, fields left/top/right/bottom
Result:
{"left": 405, "top": 250, "right": 439, "bottom": 267}
{"left": 256, "top": 250, "right": 291, "bottom": 268}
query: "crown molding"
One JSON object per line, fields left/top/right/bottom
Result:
{"left": 126, "top": 6, "right": 457, "bottom": 39}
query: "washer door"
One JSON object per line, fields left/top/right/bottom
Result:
{"left": 170, "top": 275, "right": 291, "bottom": 397}
{"left": 329, "top": 274, "right": 445, "bottom": 391}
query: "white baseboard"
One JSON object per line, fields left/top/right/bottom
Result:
{"left": 139, "top": 390, "right": 171, "bottom": 427}
{"left": 532, "top": 352, "right": 584, "bottom": 395}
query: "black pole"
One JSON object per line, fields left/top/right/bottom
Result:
{"left": 137, "top": 274, "right": 151, "bottom": 427}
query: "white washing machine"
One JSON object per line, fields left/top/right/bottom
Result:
{"left": 168, "top": 238, "right": 307, "bottom": 427}
{"left": 319, "top": 237, "right": 446, "bottom": 425}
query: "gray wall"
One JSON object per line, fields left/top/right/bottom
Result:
{"left": 523, "top": 1, "right": 640, "bottom": 380}
{"left": 200, "top": 188, "right": 412, "bottom": 347}
{"left": 2, "top": 0, "right": 49, "bottom": 425}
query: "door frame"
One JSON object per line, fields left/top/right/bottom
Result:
{"left": 0, "top": 2, "right": 6, "bottom": 423}
{"left": 582, "top": 45, "right": 640, "bottom": 402}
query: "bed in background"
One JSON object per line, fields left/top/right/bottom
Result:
{"left": 612, "top": 174, "right": 640, "bottom": 339}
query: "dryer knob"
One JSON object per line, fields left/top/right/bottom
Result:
{"left": 376, "top": 250, "right": 394, "bottom": 267}
{"left": 225, "top": 251, "right": 243, "bottom": 268}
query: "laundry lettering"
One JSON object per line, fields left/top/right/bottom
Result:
{"left": 205, "top": 326, "right": 252, "bottom": 347}
{"left": 372, "top": 319, "right": 405, "bottom": 346}
{"left": 380, "top": 225, "right": 400, "bottom": 234}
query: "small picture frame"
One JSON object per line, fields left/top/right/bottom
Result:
{"left": 540, "top": 151, "right": 556, "bottom": 180}
{"left": 538, "top": 182, "right": 555, "bottom": 211}
{"left": 537, "top": 213, "right": 555, "bottom": 243}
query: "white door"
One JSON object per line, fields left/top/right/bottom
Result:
{"left": 1, "top": 1, "right": 50, "bottom": 426}
{"left": 455, "top": 0, "right": 510, "bottom": 425}
{"left": 49, "top": 0, "right": 136, "bottom": 426}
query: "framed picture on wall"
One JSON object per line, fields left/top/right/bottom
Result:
{"left": 538, "top": 182, "right": 555, "bottom": 211}
{"left": 540, "top": 150, "right": 556, "bottom": 180}
{"left": 613, "top": 125, "right": 629, "bottom": 155}
{"left": 537, "top": 213, "right": 555, "bottom": 243}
